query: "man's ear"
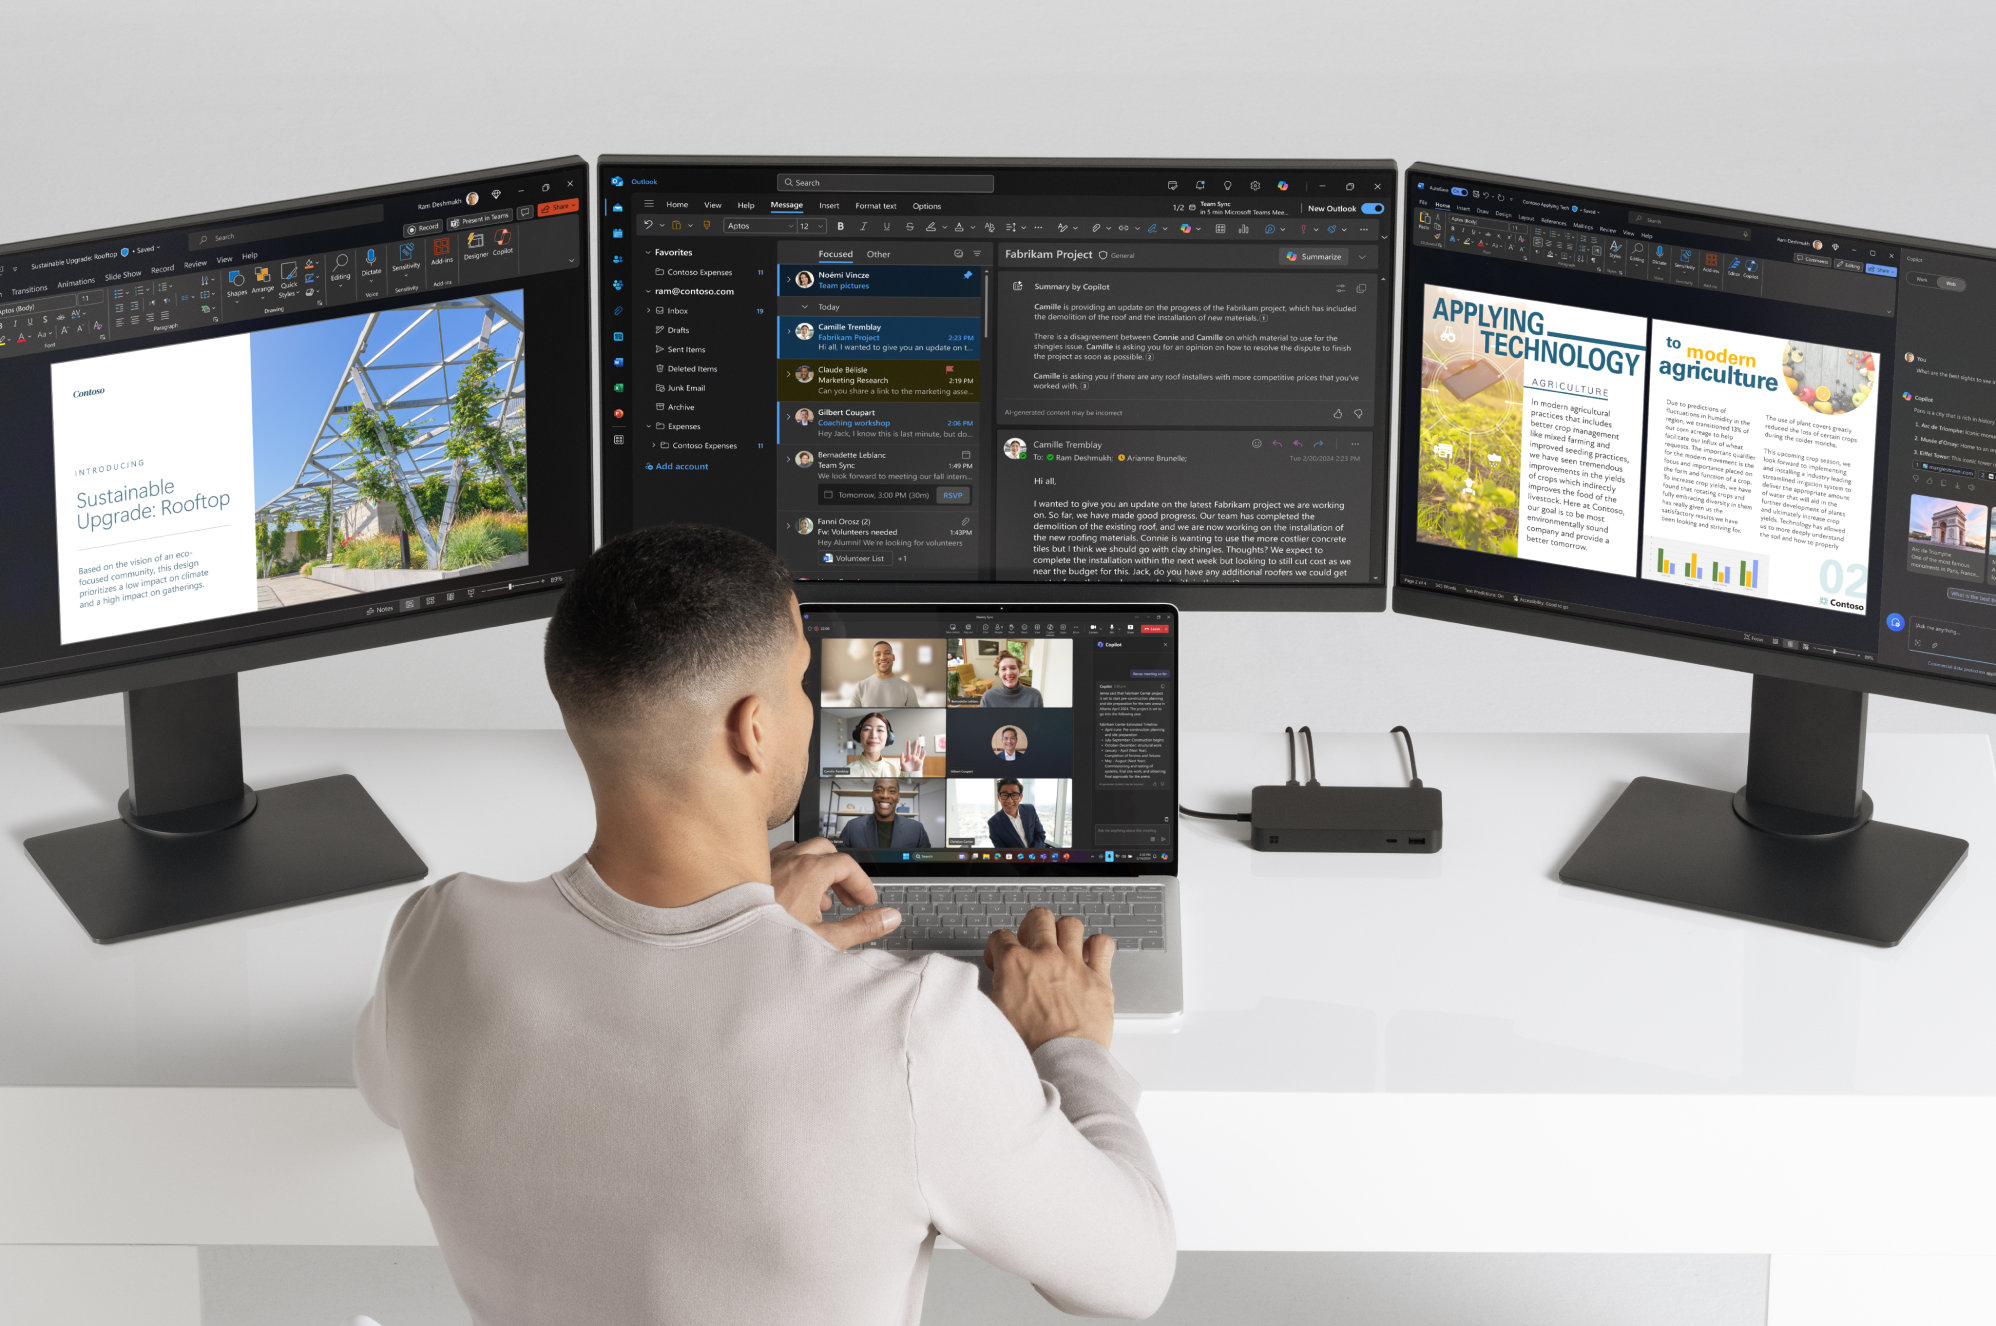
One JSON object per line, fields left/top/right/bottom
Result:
{"left": 724, "top": 692, "right": 767, "bottom": 774}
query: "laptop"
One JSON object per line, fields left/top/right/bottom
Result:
{"left": 798, "top": 602, "right": 1183, "bottom": 1016}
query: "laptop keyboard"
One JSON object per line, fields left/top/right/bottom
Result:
{"left": 827, "top": 885, "right": 1167, "bottom": 951}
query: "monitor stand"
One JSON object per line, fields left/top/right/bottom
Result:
{"left": 23, "top": 673, "right": 427, "bottom": 943}
{"left": 1559, "top": 674, "right": 1969, "bottom": 946}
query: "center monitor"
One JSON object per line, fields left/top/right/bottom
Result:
{"left": 596, "top": 157, "right": 1397, "bottom": 610}
{"left": 1395, "top": 162, "right": 1994, "bottom": 944}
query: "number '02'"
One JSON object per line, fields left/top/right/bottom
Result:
{"left": 1820, "top": 561, "right": 1869, "bottom": 596}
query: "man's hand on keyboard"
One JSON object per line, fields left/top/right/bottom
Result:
{"left": 769, "top": 839, "right": 902, "bottom": 951}
{"left": 984, "top": 908, "right": 1115, "bottom": 1052}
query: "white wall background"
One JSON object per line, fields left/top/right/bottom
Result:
{"left": 7, "top": 0, "right": 1995, "bottom": 739}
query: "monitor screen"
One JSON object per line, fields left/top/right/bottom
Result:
{"left": 0, "top": 158, "right": 595, "bottom": 704}
{"left": 798, "top": 604, "right": 1177, "bottom": 876}
{"left": 599, "top": 158, "right": 1396, "bottom": 610}
{"left": 1397, "top": 164, "right": 1996, "bottom": 703}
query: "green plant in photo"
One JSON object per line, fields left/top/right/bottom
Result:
{"left": 253, "top": 516, "right": 289, "bottom": 578}
{"left": 1415, "top": 384, "right": 1521, "bottom": 556}
{"left": 339, "top": 536, "right": 426, "bottom": 570}
{"left": 441, "top": 510, "right": 528, "bottom": 570}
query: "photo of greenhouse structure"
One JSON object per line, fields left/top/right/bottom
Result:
{"left": 251, "top": 291, "right": 528, "bottom": 609}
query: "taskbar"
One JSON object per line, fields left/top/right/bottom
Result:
{"left": 847, "top": 848, "right": 1171, "bottom": 867}
{"left": 356, "top": 569, "right": 571, "bottom": 621}
{"left": 1397, "top": 574, "right": 1880, "bottom": 665}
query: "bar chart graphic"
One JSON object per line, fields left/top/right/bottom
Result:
{"left": 1643, "top": 538, "right": 1769, "bottom": 595}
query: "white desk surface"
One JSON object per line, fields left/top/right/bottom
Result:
{"left": 5, "top": 723, "right": 1996, "bottom": 1253}
{"left": 1, "top": 722, "right": 1991, "bottom": 1096}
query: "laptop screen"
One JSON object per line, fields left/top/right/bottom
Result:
{"left": 798, "top": 603, "right": 1178, "bottom": 877}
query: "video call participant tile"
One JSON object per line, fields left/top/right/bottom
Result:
{"left": 817, "top": 636, "right": 948, "bottom": 708}
{"left": 946, "top": 636, "right": 1073, "bottom": 708}
{"left": 819, "top": 707, "right": 949, "bottom": 779}
{"left": 945, "top": 708, "right": 1073, "bottom": 779}
{"left": 946, "top": 777, "right": 1072, "bottom": 850}
{"left": 823, "top": 774, "right": 946, "bottom": 852}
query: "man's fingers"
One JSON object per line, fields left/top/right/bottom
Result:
{"left": 817, "top": 850, "right": 878, "bottom": 908}
{"left": 985, "top": 927, "right": 1020, "bottom": 971}
{"left": 1084, "top": 931, "right": 1115, "bottom": 982}
{"left": 815, "top": 906, "right": 900, "bottom": 952}
{"left": 1017, "top": 906, "right": 1057, "bottom": 949}
{"left": 1055, "top": 913, "right": 1086, "bottom": 961}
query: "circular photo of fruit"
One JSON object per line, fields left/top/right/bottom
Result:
{"left": 1782, "top": 342, "right": 1876, "bottom": 416}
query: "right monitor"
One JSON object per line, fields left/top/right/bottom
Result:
{"left": 1396, "top": 163, "right": 1996, "bottom": 946}
{"left": 1398, "top": 162, "right": 1996, "bottom": 713}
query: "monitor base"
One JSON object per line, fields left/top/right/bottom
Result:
{"left": 26, "top": 773, "right": 427, "bottom": 944}
{"left": 1560, "top": 775, "right": 1966, "bottom": 946}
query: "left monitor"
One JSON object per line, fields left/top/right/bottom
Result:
{"left": 0, "top": 157, "right": 596, "bottom": 941}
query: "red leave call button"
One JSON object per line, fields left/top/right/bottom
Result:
{"left": 537, "top": 197, "right": 580, "bottom": 218}
{"left": 1139, "top": 624, "right": 1170, "bottom": 633}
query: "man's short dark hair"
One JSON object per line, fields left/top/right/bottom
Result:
{"left": 545, "top": 525, "right": 794, "bottom": 724}
{"left": 996, "top": 778, "right": 1023, "bottom": 795}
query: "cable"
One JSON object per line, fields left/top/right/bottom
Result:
{"left": 1179, "top": 805, "right": 1251, "bottom": 822}
{"left": 1298, "top": 725, "right": 1319, "bottom": 785}
{"left": 1390, "top": 724, "right": 1422, "bottom": 787}
{"left": 1284, "top": 726, "right": 1298, "bottom": 786}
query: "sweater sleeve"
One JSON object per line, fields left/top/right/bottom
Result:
{"left": 352, "top": 886, "right": 432, "bottom": 1129}
{"left": 905, "top": 956, "right": 1176, "bottom": 1318}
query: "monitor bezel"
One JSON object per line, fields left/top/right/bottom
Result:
{"left": 0, "top": 155, "right": 592, "bottom": 715}
{"left": 795, "top": 599, "right": 1180, "bottom": 878}
{"left": 1394, "top": 161, "right": 1996, "bottom": 718}
{"left": 597, "top": 154, "right": 1397, "bottom": 612}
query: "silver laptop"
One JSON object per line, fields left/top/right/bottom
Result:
{"left": 798, "top": 603, "right": 1182, "bottom": 1016}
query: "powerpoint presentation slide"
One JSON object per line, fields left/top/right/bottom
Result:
{"left": 822, "top": 775, "right": 946, "bottom": 853}
{"left": 817, "top": 636, "right": 948, "bottom": 707}
{"left": 946, "top": 636, "right": 1074, "bottom": 708}
{"left": 1907, "top": 493, "right": 1990, "bottom": 584}
{"left": 819, "top": 707, "right": 949, "bottom": 779}
{"left": 1414, "top": 286, "right": 1647, "bottom": 573}
{"left": 53, "top": 338, "right": 258, "bottom": 644}
{"left": 946, "top": 777, "right": 1074, "bottom": 851}
{"left": 946, "top": 709, "right": 1074, "bottom": 778}
{"left": 1640, "top": 321, "right": 1878, "bottom": 614}
{"left": 50, "top": 292, "right": 527, "bottom": 647}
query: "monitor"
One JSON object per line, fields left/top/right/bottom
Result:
{"left": 797, "top": 604, "right": 1177, "bottom": 875}
{"left": 1395, "top": 162, "right": 1993, "bottom": 945}
{"left": 0, "top": 157, "right": 595, "bottom": 941}
{"left": 597, "top": 157, "right": 1396, "bottom": 610}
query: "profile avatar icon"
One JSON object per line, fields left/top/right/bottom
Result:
{"left": 1003, "top": 438, "right": 1026, "bottom": 460}
{"left": 794, "top": 270, "right": 815, "bottom": 289}
{"left": 795, "top": 450, "right": 815, "bottom": 468}
{"left": 990, "top": 725, "right": 1028, "bottom": 757}
{"left": 794, "top": 365, "right": 815, "bottom": 384}
{"left": 796, "top": 517, "right": 815, "bottom": 535}
{"left": 793, "top": 407, "right": 815, "bottom": 425}
{"left": 794, "top": 322, "right": 815, "bottom": 341}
